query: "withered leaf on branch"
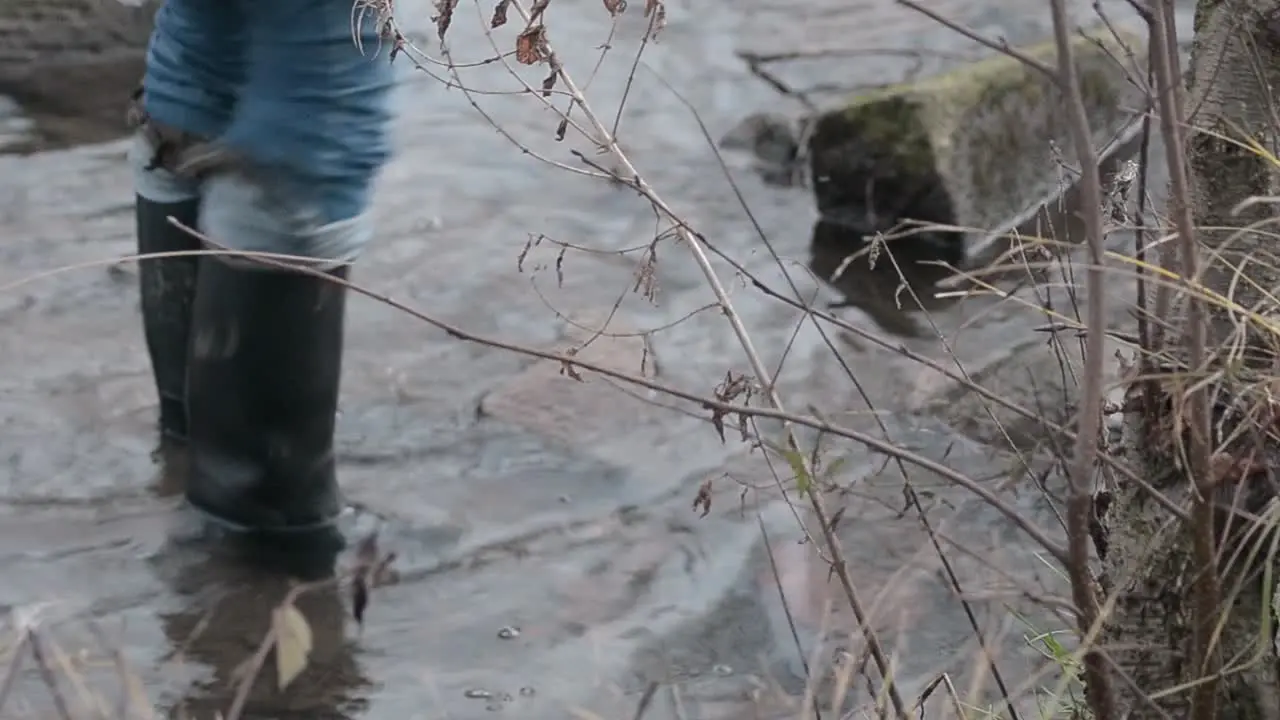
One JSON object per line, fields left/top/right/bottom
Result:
{"left": 352, "top": 578, "right": 369, "bottom": 627}
{"left": 542, "top": 69, "right": 558, "bottom": 97}
{"left": 516, "top": 26, "right": 549, "bottom": 65}
{"left": 603, "top": 0, "right": 627, "bottom": 15}
{"left": 434, "top": 0, "right": 460, "bottom": 40}
{"left": 692, "top": 478, "right": 712, "bottom": 517}
{"left": 559, "top": 347, "right": 584, "bottom": 381}
{"left": 491, "top": 0, "right": 510, "bottom": 28}
{"left": 706, "top": 403, "right": 728, "bottom": 442}
{"left": 643, "top": 0, "right": 666, "bottom": 38}
{"left": 273, "top": 604, "right": 313, "bottom": 690}
{"left": 352, "top": 532, "right": 379, "bottom": 627}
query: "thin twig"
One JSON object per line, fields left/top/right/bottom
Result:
{"left": 1049, "top": 0, "right": 1119, "bottom": 716}
{"left": 894, "top": 0, "right": 1057, "bottom": 79}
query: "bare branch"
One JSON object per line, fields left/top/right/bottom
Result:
{"left": 895, "top": 0, "right": 1058, "bottom": 79}
{"left": 1049, "top": 1, "right": 1119, "bottom": 716}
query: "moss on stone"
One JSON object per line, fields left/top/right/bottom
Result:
{"left": 806, "top": 26, "right": 1145, "bottom": 256}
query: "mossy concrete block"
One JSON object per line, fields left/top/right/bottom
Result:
{"left": 807, "top": 28, "right": 1145, "bottom": 259}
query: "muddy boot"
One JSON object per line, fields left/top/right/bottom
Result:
{"left": 185, "top": 256, "right": 348, "bottom": 573}
{"left": 137, "top": 196, "right": 201, "bottom": 444}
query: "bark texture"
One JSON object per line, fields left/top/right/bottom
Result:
{"left": 1105, "top": 1, "right": 1280, "bottom": 717}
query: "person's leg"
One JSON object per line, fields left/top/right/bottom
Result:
{"left": 183, "top": 0, "right": 395, "bottom": 547}
{"left": 130, "top": 0, "right": 246, "bottom": 444}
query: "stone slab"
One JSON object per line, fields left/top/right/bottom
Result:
{"left": 806, "top": 26, "right": 1146, "bottom": 262}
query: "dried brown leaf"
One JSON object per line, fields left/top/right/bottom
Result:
{"left": 560, "top": 348, "right": 584, "bottom": 381}
{"left": 352, "top": 533, "right": 382, "bottom": 627}
{"left": 516, "top": 26, "right": 549, "bottom": 65}
{"left": 273, "top": 604, "right": 313, "bottom": 690}
{"left": 352, "top": 579, "right": 370, "bottom": 627}
{"left": 434, "top": 0, "right": 460, "bottom": 40}
{"left": 491, "top": 0, "right": 510, "bottom": 28}
{"left": 707, "top": 404, "right": 726, "bottom": 442}
{"left": 692, "top": 478, "right": 712, "bottom": 517}
{"left": 603, "top": 0, "right": 627, "bottom": 15}
{"left": 643, "top": 0, "right": 666, "bottom": 39}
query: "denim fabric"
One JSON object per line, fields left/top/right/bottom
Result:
{"left": 138, "top": 0, "right": 395, "bottom": 258}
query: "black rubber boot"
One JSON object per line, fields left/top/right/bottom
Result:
{"left": 136, "top": 196, "right": 201, "bottom": 443}
{"left": 185, "top": 256, "right": 349, "bottom": 569}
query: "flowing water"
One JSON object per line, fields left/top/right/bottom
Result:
{"left": 0, "top": 1, "right": 1191, "bottom": 717}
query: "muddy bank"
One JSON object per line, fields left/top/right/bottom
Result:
{"left": 0, "top": 0, "right": 153, "bottom": 152}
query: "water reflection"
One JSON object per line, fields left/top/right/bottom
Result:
{"left": 807, "top": 210, "right": 965, "bottom": 337}
{"left": 153, "top": 534, "right": 370, "bottom": 720}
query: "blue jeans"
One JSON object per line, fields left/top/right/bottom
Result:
{"left": 132, "top": 0, "right": 395, "bottom": 264}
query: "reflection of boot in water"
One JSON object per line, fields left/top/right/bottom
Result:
{"left": 155, "top": 548, "right": 369, "bottom": 719}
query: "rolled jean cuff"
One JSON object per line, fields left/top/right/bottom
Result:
{"left": 199, "top": 171, "right": 374, "bottom": 270}
{"left": 130, "top": 131, "right": 374, "bottom": 268}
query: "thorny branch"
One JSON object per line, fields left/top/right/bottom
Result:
{"left": 1047, "top": 0, "right": 1119, "bottom": 716}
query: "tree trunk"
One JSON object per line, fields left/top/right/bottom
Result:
{"left": 1105, "top": 1, "right": 1280, "bottom": 717}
